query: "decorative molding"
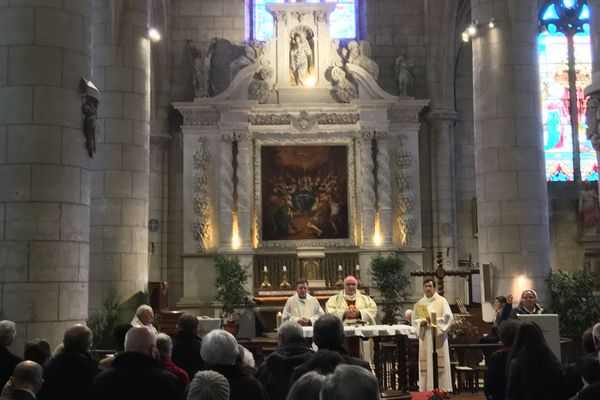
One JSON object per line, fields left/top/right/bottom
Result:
{"left": 180, "top": 109, "right": 220, "bottom": 126}
{"left": 394, "top": 135, "right": 415, "bottom": 246}
{"left": 191, "top": 137, "right": 212, "bottom": 250}
{"left": 586, "top": 94, "right": 600, "bottom": 151}
{"left": 388, "top": 107, "right": 420, "bottom": 123}
{"left": 249, "top": 112, "right": 359, "bottom": 127}
{"left": 290, "top": 111, "right": 320, "bottom": 132}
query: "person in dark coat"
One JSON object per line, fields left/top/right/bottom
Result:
{"left": 292, "top": 314, "right": 370, "bottom": 382}
{"left": 200, "top": 329, "right": 269, "bottom": 400}
{"left": 4, "top": 361, "right": 44, "bottom": 400}
{"left": 484, "top": 320, "right": 520, "bottom": 400}
{"left": 564, "top": 327, "right": 598, "bottom": 397}
{"left": 172, "top": 313, "right": 205, "bottom": 378}
{"left": 0, "top": 320, "right": 23, "bottom": 391}
{"left": 92, "top": 327, "right": 181, "bottom": 400}
{"left": 37, "top": 324, "right": 100, "bottom": 400}
{"left": 256, "top": 321, "right": 313, "bottom": 400}
{"left": 506, "top": 321, "right": 566, "bottom": 400}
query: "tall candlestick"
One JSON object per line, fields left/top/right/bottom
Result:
{"left": 276, "top": 311, "right": 283, "bottom": 329}
{"left": 355, "top": 265, "right": 360, "bottom": 271}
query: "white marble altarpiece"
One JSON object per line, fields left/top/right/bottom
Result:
{"left": 174, "top": 1, "right": 428, "bottom": 309}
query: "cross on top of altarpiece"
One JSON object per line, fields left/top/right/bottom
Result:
{"left": 410, "top": 251, "right": 472, "bottom": 296}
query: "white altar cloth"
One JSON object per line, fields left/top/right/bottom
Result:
{"left": 301, "top": 324, "right": 416, "bottom": 338}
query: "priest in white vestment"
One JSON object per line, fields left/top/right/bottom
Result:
{"left": 283, "top": 278, "right": 325, "bottom": 326}
{"left": 325, "top": 275, "right": 377, "bottom": 325}
{"left": 412, "top": 278, "right": 453, "bottom": 392}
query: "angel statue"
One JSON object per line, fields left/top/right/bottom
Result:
{"left": 395, "top": 53, "right": 413, "bottom": 97}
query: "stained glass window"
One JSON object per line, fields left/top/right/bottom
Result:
{"left": 538, "top": 0, "right": 596, "bottom": 181}
{"left": 252, "top": 0, "right": 356, "bottom": 41}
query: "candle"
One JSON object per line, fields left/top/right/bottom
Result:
{"left": 263, "top": 265, "right": 268, "bottom": 272}
{"left": 276, "top": 311, "right": 283, "bottom": 329}
{"left": 338, "top": 265, "right": 342, "bottom": 271}
{"left": 282, "top": 265, "right": 287, "bottom": 272}
{"left": 355, "top": 265, "right": 360, "bottom": 271}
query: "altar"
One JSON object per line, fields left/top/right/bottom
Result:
{"left": 173, "top": 1, "right": 428, "bottom": 316}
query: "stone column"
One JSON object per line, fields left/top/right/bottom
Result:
{"left": 358, "top": 132, "right": 376, "bottom": 246}
{"left": 219, "top": 135, "right": 234, "bottom": 249}
{"left": 236, "top": 133, "right": 253, "bottom": 250}
{"left": 472, "top": 0, "right": 551, "bottom": 301}
{"left": 585, "top": 1, "right": 600, "bottom": 193}
{"left": 375, "top": 132, "right": 393, "bottom": 246}
{"left": 89, "top": 0, "right": 151, "bottom": 310}
{"left": 428, "top": 110, "right": 459, "bottom": 270}
{"left": 0, "top": 2, "right": 92, "bottom": 347}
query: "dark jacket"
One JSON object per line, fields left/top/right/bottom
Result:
{"left": 92, "top": 352, "right": 181, "bottom": 400}
{"left": 484, "top": 347, "right": 509, "bottom": 400}
{"left": 0, "top": 347, "right": 23, "bottom": 390}
{"left": 38, "top": 351, "right": 100, "bottom": 400}
{"left": 572, "top": 381, "right": 600, "bottom": 400}
{"left": 171, "top": 331, "right": 205, "bottom": 379}
{"left": 9, "top": 389, "right": 37, "bottom": 400}
{"left": 292, "top": 347, "right": 370, "bottom": 382}
{"left": 211, "top": 364, "right": 270, "bottom": 400}
{"left": 256, "top": 340, "right": 313, "bottom": 400}
{"left": 506, "top": 356, "right": 566, "bottom": 400}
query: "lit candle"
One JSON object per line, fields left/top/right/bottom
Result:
{"left": 338, "top": 265, "right": 342, "bottom": 271}
{"left": 263, "top": 265, "right": 268, "bottom": 272}
{"left": 355, "top": 265, "right": 360, "bottom": 271}
{"left": 283, "top": 265, "right": 287, "bottom": 272}
{"left": 276, "top": 311, "right": 283, "bottom": 329}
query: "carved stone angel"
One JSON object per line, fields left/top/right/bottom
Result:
{"left": 343, "top": 40, "right": 379, "bottom": 81}
{"left": 186, "top": 39, "right": 215, "bottom": 98}
{"left": 395, "top": 53, "right": 413, "bottom": 97}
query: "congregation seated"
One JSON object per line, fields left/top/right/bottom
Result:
{"left": 506, "top": 321, "right": 566, "bottom": 400}
{"left": 23, "top": 340, "right": 51, "bottom": 369}
{"left": 156, "top": 333, "right": 190, "bottom": 393}
{"left": 172, "top": 313, "right": 205, "bottom": 379}
{"left": 564, "top": 327, "right": 598, "bottom": 397}
{"left": 568, "top": 323, "right": 600, "bottom": 400}
{"left": 320, "top": 364, "right": 380, "bottom": 400}
{"left": 98, "top": 323, "right": 132, "bottom": 368}
{"left": 255, "top": 321, "right": 313, "bottom": 400}
{"left": 0, "top": 321, "right": 23, "bottom": 391}
{"left": 92, "top": 326, "right": 182, "bottom": 400}
{"left": 2, "top": 360, "right": 43, "bottom": 400}
{"left": 38, "top": 324, "right": 100, "bottom": 400}
{"left": 484, "top": 320, "right": 520, "bottom": 400}
{"left": 200, "top": 329, "right": 269, "bottom": 400}
{"left": 292, "top": 314, "right": 370, "bottom": 382}
{"left": 187, "top": 370, "right": 230, "bottom": 400}
{"left": 285, "top": 371, "right": 325, "bottom": 400}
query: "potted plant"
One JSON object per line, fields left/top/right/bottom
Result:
{"left": 213, "top": 254, "right": 253, "bottom": 336}
{"left": 369, "top": 254, "right": 410, "bottom": 324}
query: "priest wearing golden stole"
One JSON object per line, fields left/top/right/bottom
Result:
{"left": 325, "top": 275, "right": 377, "bottom": 325}
{"left": 412, "top": 278, "right": 453, "bottom": 392}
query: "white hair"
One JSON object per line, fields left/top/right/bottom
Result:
{"left": 593, "top": 322, "right": 600, "bottom": 352}
{"left": 135, "top": 304, "right": 153, "bottom": 317}
{"left": 320, "top": 364, "right": 380, "bottom": 400}
{"left": 188, "top": 370, "right": 230, "bottom": 400}
{"left": 200, "top": 329, "right": 239, "bottom": 366}
{"left": 156, "top": 333, "right": 173, "bottom": 357}
{"left": 124, "top": 326, "right": 156, "bottom": 355}
{"left": 278, "top": 321, "right": 304, "bottom": 345}
{"left": 0, "top": 320, "right": 17, "bottom": 347}
{"left": 237, "top": 345, "right": 255, "bottom": 369}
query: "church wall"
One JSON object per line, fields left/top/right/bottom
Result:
{"left": 167, "top": 131, "right": 185, "bottom": 306}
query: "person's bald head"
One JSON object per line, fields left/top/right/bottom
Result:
{"left": 343, "top": 275, "right": 358, "bottom": 295}
{"left": 63, "top": 324, "right": 92, "bottom": 353}
{"left": 124, "top": 326, "right": 156, "bottom": 356}
{"left": 12, "top": 360, "right": 43, "bottom": 394}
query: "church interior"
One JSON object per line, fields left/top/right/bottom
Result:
{"left": 1, "top": 0, "right": 600, "bottom": 398}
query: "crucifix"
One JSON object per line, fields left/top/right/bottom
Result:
{"left": 411, "top": 251, "right": 477, "bottom": 297}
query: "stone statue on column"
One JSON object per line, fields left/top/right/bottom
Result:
{"left": 395, "top": 53, "right": 413, "bottom": 97}
{"left": 187, "top": 39, "right": 215, "bottom": 98}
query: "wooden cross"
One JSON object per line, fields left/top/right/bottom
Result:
{"left": 411, "top": 251, "right": 476, "bottom": 297}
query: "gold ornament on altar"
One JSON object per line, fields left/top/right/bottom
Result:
{"left": 280, "top": 265, "right": 291, "bottom": 289}
{"left": 261, "top": 265, "right": 272, "bottom": 289}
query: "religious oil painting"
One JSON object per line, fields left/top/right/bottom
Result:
{"left": 261, "top": 145, "right": 349, "bottom": 241}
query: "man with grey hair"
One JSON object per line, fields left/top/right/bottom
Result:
{"left": 38, "top": 324, "right": 100, "bottom": 400}
{"left": 156, "top": 333, "right": 189, "bottom": 393}
{"left": 256, "top": 321, "right": 313, "bottom": 400}
{"left": 130, "top": 304, "right": 157, "bottom": 334}
{"left": 6, "top": 360, "right": 44, "bottom": 400}
{"left": 0, "top": 320, "right": 22, "bottom": 391}
{"left": 92, "top": 327, "right": 180, "bottom": 400}
{"left": 283, "top": 279, "right": 324, "bottom": 326}
{"left": 200, "top": 329, "right": 269, "bottom": 400}
{"left": 320, "top": 364, "right": 380, "bottom": 400}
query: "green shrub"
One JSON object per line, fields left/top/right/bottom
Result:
{"left": 369, "top": 255, "right": 410, "bottom": 324}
